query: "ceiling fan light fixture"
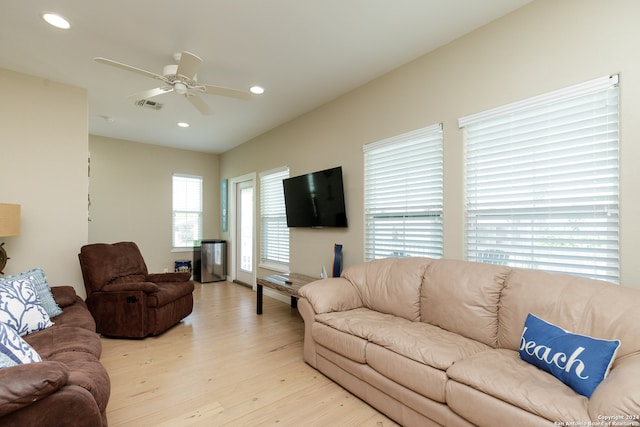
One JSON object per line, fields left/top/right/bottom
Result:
{"left": 174, "top": 82, "right": 188, "bottom": 95}
{"left": 95, "top": 51, "right": 249, "bottom": 115}
{"left": 250, "top": 86, "right": 265, "bottom": 95}
{"left": 41, "top": 12, "right": 71, "bottom": 29}
{"left": 177, "top": 122, "right": 189, "bottom": 128}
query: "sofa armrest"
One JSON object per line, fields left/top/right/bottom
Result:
{"left": 103, "top": 281, "right": 159, "bottom": 293}
{"left": 147, "top": 272, "right": 192, "bottom": 282}
{"left": 50, "top": 286, "right": 78, "bottom": 308}
{"left": 0, "top": 361, "right": 69, "bottom": 417}
{"left": 1, "top": 384, "right": 103, "bottom": 427}
{"left": 589, "top": 353, "right": 640, "bottom": 420}
{"left": 298, "top": 277, "right": 363, "bottom": 314}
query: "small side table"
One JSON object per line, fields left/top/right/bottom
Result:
{"left": 256, "top": 273, "right": 316, "bottom": 315}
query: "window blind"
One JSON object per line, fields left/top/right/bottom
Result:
{"left": 460, "top": 75, "right": 619, "bottom": 282}
{"left": 260, "top": 167, "right": 289, "bottom": 269}
{"left": 172, "top": 174, "right": 203, "bottom": 248}
{"left": 364, "top": 123, "right": 443, "bottom": 261}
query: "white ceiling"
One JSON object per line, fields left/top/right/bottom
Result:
{"left": 1, "top": 0, "right": 531, "bottom": 154}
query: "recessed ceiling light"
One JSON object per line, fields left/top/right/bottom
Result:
{"left": 177, "top": 122, "right": 189, "bottom": 128}
{"left": 250, "top": 86, "right": 265, "bottom": 95}
{"left": 41, "top": 13, "right": 71, "bottom": 29}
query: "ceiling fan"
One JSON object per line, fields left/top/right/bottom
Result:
{"left": 94, "top": 51, "right": 253, "bottom": 115}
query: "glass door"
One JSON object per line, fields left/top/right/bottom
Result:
{"left": 235, "top": 180, "right": 254, "bottom": 285}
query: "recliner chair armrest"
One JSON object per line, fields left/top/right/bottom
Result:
{"left": 298, "top": 277, "right": 363, "bottom": 314}
{"left": 103, "top": 282, "right": 159, "bottom": 293}
{"left": 146, "top": 272, "right": 192, "bottom": 283}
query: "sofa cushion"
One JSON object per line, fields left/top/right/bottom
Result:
{"left": 4, "top": 269, "right": 62, "bottom": 318}
{"left": 498, "top": 268, "right": 640, "bottom": 359}
{"left": 315, "top": 308, "right": 491, "bottom": 370}
{"left": 366, "top": 342, "right": 450, "bottom": 403}
{"left": 146, "top": 281, "right": 195, "bottom": 307}
{"left": 0, "top": 322, "right": 42, "bottom": 367}
{"left": 421, "top": 259, "right": 510, "bottom": 347}
{"left": 104, "top": 280, "right": 159, "bottom": 293}
{"left": 312, "top": 322, "right": 368, "bottom": 363}
{"left": 342, "top": 257, "right": 432, "bottom": 321}
{"left": 0, "top": 277, "right": 54, "bottom": 335}
{"left": 519, "top": 313, "right": 620, "bottom": 398}
{"left": 48, "top": 300, "right": 97, "bottom": 331}
{"left": 23, "top": 326, "right": 102, "bottom": 360}
{"left": 447, "top": 348, "right": 589, "bottom": 424}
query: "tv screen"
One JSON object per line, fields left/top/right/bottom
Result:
{"left": 283, "top": 166, "right": 348, "bottom": 228}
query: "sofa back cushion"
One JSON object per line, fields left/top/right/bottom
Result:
{"left": 498, "top": 268, "right": 640, "bottom": 359}
{"left": 342, "top": 257, "right": 433, "bottom": 321}
{"left": 79, "top": 242, "right": 149, "bottom": 293}
{"left": 420, "top": 259, "right": 510, "bottom": 347}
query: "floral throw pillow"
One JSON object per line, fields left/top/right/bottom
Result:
{"left": 4, "top": 268, "right": 62, "bottom": 318}
{"left": 0, "top": 277, "right": 54, "bottom": 336}
{"left": 0, "top": 322, "right": 42, "bottom": 367}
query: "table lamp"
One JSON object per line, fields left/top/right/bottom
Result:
{"left": 0, "top": 203, "right": 21, "bottom": 274}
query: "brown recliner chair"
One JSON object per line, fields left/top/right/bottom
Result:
{"left": 78, "top": 241, "right": 195, "bottom": 338}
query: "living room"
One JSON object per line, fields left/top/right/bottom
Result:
{"left": 1, "top": 0, "right": 640, "bottom": 425}
{"left": 2, "top": 0, "right": 640, "bottom": 294}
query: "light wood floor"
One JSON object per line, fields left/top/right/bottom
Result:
{"left": 100, "top": 281, "right": 399, "bottom": 427}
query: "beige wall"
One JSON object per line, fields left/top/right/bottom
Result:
{"left": 4, "top": 0, "right": 639, "bottom": 292}
{"left": 88, "top": 135, "right": 220, "bottom": 274}
{"left": 221, "top": 0, "right": 640, "bottom": 288}
{"left": 0, "top": 68, "right": 88, "bottom": 295}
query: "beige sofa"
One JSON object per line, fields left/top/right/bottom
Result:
{"left": 297, "top": 257, "right": 640, "bottom": 427}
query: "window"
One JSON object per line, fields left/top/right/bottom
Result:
{"left": 364, "top": 124, "right": 444, "bottom": 260}
{"left": 260, "top": 167, "right": 289, "bottom": 269}
{"left": 459, "top": 75, "right": 619, "bottom": 282}
{"left": 172, "top": 174, "right": 203, "bottom": 249}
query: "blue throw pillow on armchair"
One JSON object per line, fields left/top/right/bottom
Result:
{"left": 519, "top": 313, "right": 620, "bottom": 398}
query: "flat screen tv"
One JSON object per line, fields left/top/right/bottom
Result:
{"left": 283, "top": 166, "right": 348, "bottom": 228}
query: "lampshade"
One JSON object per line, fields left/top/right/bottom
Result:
{"left": 0, "top": 203, "right": 21, "bottom": 237}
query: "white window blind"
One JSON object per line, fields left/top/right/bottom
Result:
{"left": 172, "top": 174, "right": 203, "bottom": 248}
{"left": 460, "top": 75, "right": 619, "bottom": 282}
{"left": 260, "top": 167, "right": 289, "bottom": 269}
{"left": 364, "top": 123, "right": 443, "bottom": 261}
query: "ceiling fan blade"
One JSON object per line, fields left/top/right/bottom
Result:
{"left": 201, "top": 84, "right": 252, "bottom": 100}
{"left": 94, "top": 57, "right": 164, "bottom": 80}
{"left": 186, "top": 93, "right": 213, "bottom": 115}
{"left": 128, "top": 86, "right": 174, "bottom": 101}
{"left": 176, "top": 51, "right": 202, "bottom": 80}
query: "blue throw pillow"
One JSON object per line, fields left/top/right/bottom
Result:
{"left": 0, "top": 277, "right": 54, "bottom": 335}
{"left": 519, "top": 313, "right": 620, "bottom": 398}
{"left": 0, "top": 352, "right": 18, "bottom": 368}
{"left": 3, "top": 268, "right": 62, "bottom": 318}
{"left": 0, "top": 322, "right": 42, "bottom": 368}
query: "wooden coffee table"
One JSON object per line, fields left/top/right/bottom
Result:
{"left": 256, "top": 273, "right": 317, "bottom": 315}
